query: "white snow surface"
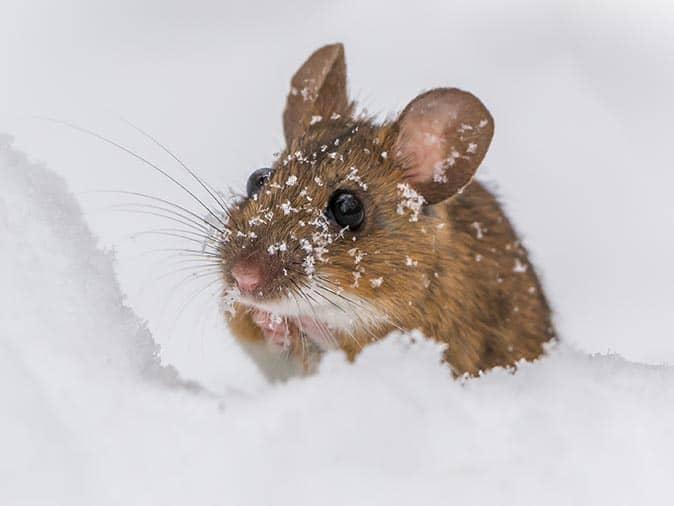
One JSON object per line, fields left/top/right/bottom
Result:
{"left": 3, "top": 136, "right": 674, "bottom": 505}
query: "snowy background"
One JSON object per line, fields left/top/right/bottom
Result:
{"left": 2, "top": 1, "right": 674, "bottom": 504}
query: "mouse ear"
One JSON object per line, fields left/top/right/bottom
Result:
{"left": 393, "top": 88, "right": 494, "bottom": 204}
{"left": 283, "top": 43, "right": 351, "bottom": 147}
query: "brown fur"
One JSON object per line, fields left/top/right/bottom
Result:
{"left": 221, "top": 44, "right": 555, "bottom": 377}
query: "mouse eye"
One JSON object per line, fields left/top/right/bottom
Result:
{"left": 246, "top": 167, "right": 272, "bottom": 198}
{"left": 326, "top": 190, "right": 364, "bottom": 230}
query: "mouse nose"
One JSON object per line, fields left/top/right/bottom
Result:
{"left": 231, "top": 261, "right": 263, "bottom": 294}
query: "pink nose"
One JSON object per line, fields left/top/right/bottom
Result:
{"left": 231, "top": 262, "right": 263, "bottom": 294}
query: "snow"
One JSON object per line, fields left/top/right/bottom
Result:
{"left": 396, "top": 182, "right": 426, "bottom": 222}
{"left": 3, "top": 136, "right": 674, "bottom": 505}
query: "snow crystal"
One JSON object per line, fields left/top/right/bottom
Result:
{"left": 348, "top": 247, "right": 367, "bottom": 264}
{"left": 222, "top": 287, "right": 240, "bottom": 316}
{"left": 267, "top": 241, "right": 288, "bottom": 255}
{"left": 432, "top": 164, "right": 448, "bottom": 184}
{"left": 471, "top": 221, "right": 485, "bottom": 239}
{"left": 298, "top": 187, "right": 312, "bottom": 201}
{"left": 513, "top": 258, "right": 528, "bottom": 273}
{"left": 279, "top": 200, "right": 298, "bottom": 215}
{"left": 302, "top": 254, "right": 315, "bottom": 275}
{"left": 312, "top": 244, "right": 329, "bottom": 262}
{"left": 345, "top": 166, "right": 368, "bottom": 191}
{"left": 299, "top": 238, "right": 313, "bottom": 253}
{"left": 396, "top": 183, "right": 425, "bottom": 222}
{"left": 299, "top": 86, "right": 313, "bottom": 101}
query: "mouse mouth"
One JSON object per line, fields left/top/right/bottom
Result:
{"left": 236, "top": 281, "right": 385, "bottom": 344}
{"left": 248, "top": 308, "right": 341, "bottom": 351}
{"left": 238, "top": 294, "right": 357, "bottom": 333}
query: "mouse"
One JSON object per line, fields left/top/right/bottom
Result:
{"left": 218, "top": 43, "right": 555, "bottom": 380}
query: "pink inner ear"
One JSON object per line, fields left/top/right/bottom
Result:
{"left": 398, "top": 127, "right": 449, "bottom": 183}
{"left": 396, "top": 97, "right": 460, "bottom": 184}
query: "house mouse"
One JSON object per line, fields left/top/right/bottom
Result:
{"left": 218, "top": 43, "right": 555, "bottom": 380}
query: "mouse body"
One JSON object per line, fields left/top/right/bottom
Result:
{"left": 219, "top": 44, "right": 555, "bottom": 379}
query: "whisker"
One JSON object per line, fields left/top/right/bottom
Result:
{"left": 119, "top": 117, "right": 232, "bottom": 219}
{"left": 37, "top": 117, "right": 229, "bottom": 230}
{"left": 130, "top": 227, "right": 211, "bottom": 241}
{"left": 283, "top": 266, "right": 371, "bottom": 348}
{"left": 129, "top": 230, "right": 215, "bottom": 247}
{"left": 138, "top": 247, "right": 222, "bottom": 259}
{"left": 162, "top": 277, "right": 223, "bottom": 343}
{"left": 154, "top": 264, "right": 223, "bottom": 282}
{"left": 307, "top": 287, "right": 347, "bottom": 313}
{"left": 91, "top": 190, "right": 228, "bottom": 234}
{"left": 158, "top": 256, "right": 223, "bottom": 268}
{"left": 134, "top": 253, "right": 223, "bottom": 271}
{"left": 287, "top": 278, "right": 337, "bottom": 348}
{"left": 288, "top": 291, "right": 308, "bottom": 359}
{"left": 108, "top": 205, "right": 216, "bottom": 236}
{"left": 310, "top": 281, "right": 405, "bottom": 341}
{"left": 165, "top": 270, "right": 222, "bottom": 301}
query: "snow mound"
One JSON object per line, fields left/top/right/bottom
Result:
{"left": 0, "top": 134, "right": 169, "bottom": 380}
{"left": 2, "top": 137, "right": 674, "bottom": 505}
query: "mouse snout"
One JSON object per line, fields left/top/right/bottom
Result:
{"left": 231, "top": 261, "right": 264, "bottom": 294}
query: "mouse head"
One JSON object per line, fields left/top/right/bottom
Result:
{"left": 220, "top": 43, "right": 493, "bottom": 336}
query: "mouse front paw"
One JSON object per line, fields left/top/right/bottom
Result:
{"left": 251, "top": 310, "right": 293, "bottom": 352}
{"left": 250, "top": 310, "right": 339, "bottom": 354}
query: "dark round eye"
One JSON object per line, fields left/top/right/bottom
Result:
{"left": 327, "top": 190, "right": 364, "bottom": 230}
{"left": 246, "top": 167, "right": 272, "bottom": 198}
